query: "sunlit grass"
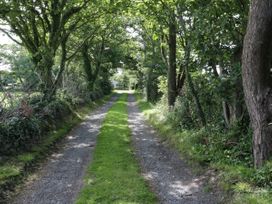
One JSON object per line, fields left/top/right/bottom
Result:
{"left": 0, "top": 165, "right": 20, "bottom": 182}
{"left": 17, "top": 153, "right": 35, "bottom": 163}
{"left": 76, "top": 94, "right": 157, "bottom": 204}
{"left": 233, "top": 190, "right": 272, "bottom": 204}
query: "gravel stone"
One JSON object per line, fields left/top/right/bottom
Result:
{"left": 12, "top": 95, "right": 118, "bottom": 204}
{"left": 128, "top": 94, "right": 218, "bottom": 204}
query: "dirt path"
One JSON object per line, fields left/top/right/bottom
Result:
{"left": 12, "top": 95, "right": 118, "bottom": 204}
{"left": 128, "top": 94, "right": 219, "bottom": 204}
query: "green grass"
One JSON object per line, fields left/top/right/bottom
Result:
{"left": 76, "top": 94, "right": 157, "bottom": 204}
{"left": 0, "top": 165, "right": 20, "bottom": 183}
{"left": 0, "top": 94, "right": 113, "bottom": 202}
{"left": 135, "top": 93, "right": 272, "bottom": 204}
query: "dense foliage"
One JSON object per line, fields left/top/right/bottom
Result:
{"left": 1, "top": 0, "right": 272, "bottom": 203}
{"left": 0, "top": 0, "right": 134, "bottom": 154}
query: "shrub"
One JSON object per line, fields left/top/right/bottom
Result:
{"left": 183, "top": 125, "right": 252, "bottom": 166}
{"left": 167, "top": 96, "right": 195, "bottom": 130}
{"left": 0, "top": 96, "right": 72, "bottom": 155}
{"left": 253, "top": 161, "right": 272, "bottom": 187}
{"left": 28, "top": 93, "right": 43, "bottom": 106}
{"left": 57, "top": 90, "right": 85, "bottom": 106}
{"left": 100, "top": 80, "right": 112, "bottom": 95}
{"left": 0, "top": 87, "right": 110, "bottom": 156}
{"left": 40, "top": 99, "right": 71, "bottom": 120}
{"left": 0, "top": 115, "right": 40, "bottom": 155}
{"left": 90, "top": 90, "right": 105, "bottom": 101}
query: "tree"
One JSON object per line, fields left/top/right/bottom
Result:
{"left": 138, "top": 0, "right": 178, "bottom": 107}
{"left": 242, "top": 0, "right": 272, "bottom": 168}
{"left": 168, "top": 11, "right": 177, "bottom": 107}
{"left": 0, "top": 44, "right": 38, "bottom": 90}
{"left": 0, "top": 0, "right": 89, "bottom": 99}
{"left": 187, "top": 0, "right": 249, "bottom": 127}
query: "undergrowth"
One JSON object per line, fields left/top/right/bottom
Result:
{"left": 0, "top": 94, "right": 113, "bottom": 203}
{"left": 135, "top": 93, "right": 272, "bottom": 204}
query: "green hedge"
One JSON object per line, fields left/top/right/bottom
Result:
{"left": 0, "top": 99, "right": 71, "bottom": 156}
{"left": 0, "top": 93, "right": 113, "bottom": 203}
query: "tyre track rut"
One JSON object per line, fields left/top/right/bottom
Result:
{"left": 12, "top": 95, "right": 118, "bottom": 204}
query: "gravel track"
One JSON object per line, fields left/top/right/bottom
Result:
{"left": 12, "top": 95, "right": 118, "bottom": 204}
{"left": 128, "top": 94, "right": 218, "bottom": 204}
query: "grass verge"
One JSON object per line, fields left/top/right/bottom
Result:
{"left": 0, "top": 94, "right": 113, "bottom": 203}
{"left": 76, "top": 93, "right": 157, "bottom": 204}
{"left": 135, "top": 93, "right": 272, "bottom": 204}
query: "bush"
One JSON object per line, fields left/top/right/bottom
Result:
{"left": 167, "top": 96, "right": 195, "bottom": 130}
{"left": 0, "top": 96, "right": 72, "bottom": 155}
{"left": 57, "top": 90, "right": 86, "bottom": 106}
{"left": 100, "top": 80, "right": 112, "bottom": 95}
{"left": 0, "top": 86, "right": 110, "bottom": 156}
{"left": 90, "top": 91, "right": 103, "bottom": 101}
{"left": 253, "top": 161, "right": 272, "bottom": 187}
{"left": 0, "top": 115, "right": 40, "bottom": 155}
{"left": 180, "top": 125, "right": 252, "bottom": 166}
{"left": 40, "top": 99, "right": 71, "bottom": 121}
{"left": 28, "top": 93, "right": 44, "bottom": 105}
{"left": 140, "top": 92, "right": 253, "bottom": 167}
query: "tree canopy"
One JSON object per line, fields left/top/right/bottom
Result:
{"left": 1, "top": 0, "right": 272, "bottom": 186}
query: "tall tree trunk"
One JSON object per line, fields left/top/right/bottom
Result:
{"left": 230, "top": 48, "right": 244, "bottom": 124}
{"left": 146, "top": 43, "right": 153, "bottom": 102}
{"left": 168, "top": 13, "right": 177, "bottom": 108}
{"left": 36, "top": 50, "right": 54, "bottom": 100}
{"left": 186, "top": 64, "right": 206, "bottom": 127}
{"left": 82, "top": 43, "right": 95, "bottom": 91}
{"left": 184, "top": 45, "right": 206, "bottom": 126}
{"left": 146, "top": 67, "right": 153, "bottom": 102}
{"left": 230, "top": 75, "right": 244, "bottom": 123}
{"left": 215, "top": 63, "right": 231, "bottom": 128}
{"left": 49, "top": 35, "right": 69, "bottom": 99}
{"left": 147, "top": 41, "right": 158, "bottom": 102}
{"left": 176, "top": 68, "right": 186, "bottom": 96}
{"left": 242, "top": 0, "right": 272, "bottom": 168}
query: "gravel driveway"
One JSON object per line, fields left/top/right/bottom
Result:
{"left": 12, "top": 95, "right": 118, "bottom": 204}
{"left": 128, "top": 94, "right": 218, "bottom": 204}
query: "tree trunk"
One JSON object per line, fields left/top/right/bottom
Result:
{"left": 186, "top": 67, "right": 206, "bottom": 127}
{"left": 168, "top": 13, "right": 177, "bottom": 108}
{"left": 176, "top": 69, "right": 186, "bottom": 96}
{"left": 82, "top": 42, "right": 96, "bottom": 91}
{"left": 230, "top": 76, "right": 244, "bottom": 123}
{"left": 242, "top": 0, "right": 272, "bottom": 168}
{"left": 215, "top": 64, "right": 231, "bottom": 127}
{"left": 184, "top": 45, "right": 206, "bottom": 126}
{"left": 230, "top": 48, "right": 244, "bottom": 124}
{"left": 37, "top": 51, "right": 54, "bottom": 100}
{"left": 222, "top": 101, "right": 231, "bottom": 127}
{"left": 146, "top": 67, "right": 153, "bottom": 102}
{"left": 49, "top": 35, "right": 69, "bottom": 99}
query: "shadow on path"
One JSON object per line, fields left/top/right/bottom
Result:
{"left": 128, "top": 94, "right": 218, "bottom": 204}
{"left": 12, "top": 95, "right": 118, "bottom": 204}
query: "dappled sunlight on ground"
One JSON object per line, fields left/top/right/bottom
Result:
{"left": 12, "top": 96, "right": 118, "bottom": 204}
{"left": 128, "top": 94, "right": 218, "bottom": 204}
{"left": 114, "top": 89, "right": 135, "bottom": 94}
{"left": 76, "top": 94, "right": 157, "bottom": 204}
